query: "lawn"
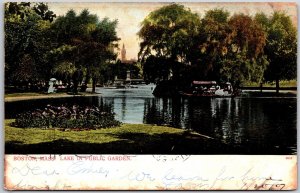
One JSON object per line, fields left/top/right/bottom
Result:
{"left": 5, "top": 119, "right": 185, "bottom": 145}
{"left": 5, "top": 92, "right": 45, "bottom": 97}
{"left": 242, "top": 80, "right": 297, "bottom": 87}
{"left": 5, "top": 119, "right": 292, "bottom": 154}
{"left": 5, "top": 119, "right": 231, "bottom": 154}
{"left": 4, "top": 92, "right": 98, "bottom": 102}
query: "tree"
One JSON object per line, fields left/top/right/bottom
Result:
{"left": 50, "top": 9, "right": 119, "bottom": 93}
{"left": 138, "top": 5, "right": 269, "bottom": 94}
{"left": 138, "top": 3, "right": 201, "bottom": 86}
{"left": 195, "top": 9, "right": 232, "bottom": 81}
{"left": 5, "top": 2, "right": 56, "bottom": 89}
{"left": 84, "top": 17, "right": 119, "bottom": 92}
{"left": 49, "top": 45, "right": 78, "bottom": 89}
{"left": 255, "top": 11, "right": 297, "bottom": 93}
{"left": 219, "top": 14, "right": 269, "bottom": 87}
{"left": 194, "top": 10, "right": 268, "bottom": 87}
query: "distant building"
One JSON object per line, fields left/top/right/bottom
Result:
{"left": 121, "top": 43, "right": 126, "bottom": 62}
{"left": 120, "top": 43, "right": 137, "bottom": 64}
{"left": 109, "top": 43, "right": 142, "bottom": 87}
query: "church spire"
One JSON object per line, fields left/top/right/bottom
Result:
{"left": 121, "top": 43, "right": 126, "bottom": 62}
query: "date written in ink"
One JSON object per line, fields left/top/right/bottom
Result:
{"left": 152, "top": 155, "right": 191, "bottom": 162}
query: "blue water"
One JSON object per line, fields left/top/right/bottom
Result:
{"left": 5, "top": 86, "right": 297, "bottom": 154}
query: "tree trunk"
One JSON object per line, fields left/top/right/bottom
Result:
{"left": 73, "top": 80, "right": 79, "bottom": 94}
{"left": 276, "top": 78, "right": 279, "bottom": 94}
{"left": 67, "top": 79, "right": 71, "bottom": 93}
{"left": 85, "top": 72, "right": 90, "bottom": 86}
{"left": 72, "top": 71, "right": 79, "bottom": 94}
{"left": 92, "top": 78, "right": 97, "bottom": 93}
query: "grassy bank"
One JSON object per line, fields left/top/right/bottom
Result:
{"left": 242, "top": 80, "right": 297, "bottom": 87}
{"left": 5, "top": 119, "right": 230, "bottom": 154}
{"left": 5, "top": 120, "right": 293, "bottom": 154}
{"left": 5, "top": 92, "right": 99, "bottom": 102}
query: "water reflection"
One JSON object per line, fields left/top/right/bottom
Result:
{"left": 96, "top": 95, "right": 296, "bottom": 152}
{"left": 101, "top": 97, "right": 147, "bottom": 124}
{"left": 184, "top": 98, "right": 244, "bottom": 144}
{"left": 143, "top": 97, "right": 189, "bottom": 128}
{"left": 5, "top": 87, "right": 297, "bottom": 153}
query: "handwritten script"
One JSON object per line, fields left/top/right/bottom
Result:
{"left": 5, "top": 155, "right": 295, "bottom": 190}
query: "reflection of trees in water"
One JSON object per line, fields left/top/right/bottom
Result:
{"left": 239, "top": 99, "right": 268, "bottom": 145}
{"left": 146, "top": 97, "right": 246, "bottom": 145}
{"left": 143, "top": 98, "right": 168, "bottom": 125}
{"left": 143, "top": 97, "right": 188, "bottom": 128}
{"left": 216, "top": 98, "right": 243, "bottom": 144}
{"left": 260, "top": 99, "right": 296, "bottom": 148}
{"left": 97, "top": 97, "right": 114, "bottom": 114}
{"left": 6, "top": 95, "right": 296, "bottom": 151}
{"left": 187, "top": 98, "right": 268, "bottom": 145}
{"left": 121, "top": 97, "right": 126, "bottom": 120}
{"left": 237, "top": 98, "right": 296, "bottom": 149}
{"left": 185, "top": 98, "right": 257, "bottom": 145}
{"left": 98, "top": 96, "right": 296, "bottom": 150}
{"left": 190, "top": 97, "right": 296, "bottom": 149}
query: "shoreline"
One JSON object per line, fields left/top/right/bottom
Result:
{"left": 5, "top": 119, "right": 226, "bottom": 154}
{"left": 5, "top": 119, "right": 294, "bottom": 154}
{"left": 4, "top": 92, "right": 100, "bottom": 102}
{"left": 4, "top": 89, "right": 296, "bottom": 102}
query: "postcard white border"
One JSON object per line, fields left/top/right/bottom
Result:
{"left": 2, "top": 0, "right": 299, "bottom": 191}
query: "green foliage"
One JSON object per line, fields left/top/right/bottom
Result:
{"left": 220, "top": 14, "right": 268, "bottom": 85}
{"left": 138, "top": 5, "right": 274, "bottom": 89}
{"left": 186, "top": 9, "right": 268, "bottom": 87}
{"left": 219, "top": 53, "right": 268, "bottom": 86}
{"left": 5, "top": 4, "right": 120, "bottom": 93}
{"left": 204, "top": 8, "right": 230, "bottom": 23}
{"left": 13, "top": 105, "right": 121, "bottom": 129}
{"left": 102, "top": 60, "right": 142, "bottom": 83}
{"left": 5, "top": 2, "right": 55, "bottom": 22}
{"left": 196, "top": 9, "right": 232, "bottom": 80}
{"left": 138, "top": 4, "right": 201, "bottom": 84}
{"left": 5, "top": 2, "right": 56, "bottom": 87}
{"left": 255, "top": 11, "right": 297, "bottom": 84}
{"left": 50, "top": 9, "right": 120, "bottom": 93}
{"left": 229, "top": 14, "right": 266, "bottom": 59}
{"left": 33, "top": 3, "right": 56, "bottom": 22}
{"left": 5, "top": 2, "right": 296, "bottom": 94}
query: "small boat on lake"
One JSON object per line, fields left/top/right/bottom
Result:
{"left": 180, "top": 81, "right": 238, "bottom": 97}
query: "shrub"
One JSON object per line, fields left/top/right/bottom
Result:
{"left": 12, "top": 104, "right": 121, "bottom": 130}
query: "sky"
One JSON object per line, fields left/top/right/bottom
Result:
{"left": 48, "top": 2, "right": 297, "bottom": 60}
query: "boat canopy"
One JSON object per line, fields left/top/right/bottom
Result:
{"left": 192, "top": 81, "right": 217, "bottom": 85}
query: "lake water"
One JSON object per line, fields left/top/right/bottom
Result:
{"left": 5, "top": 85, "right": 297, "bottom": 154}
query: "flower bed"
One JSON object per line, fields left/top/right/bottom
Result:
{"left": 12, "top": 104, "right": 121, "bottom": 130}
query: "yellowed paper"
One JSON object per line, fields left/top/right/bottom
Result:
{"left": 4, "top": 1, "right": 297, "bottom": 191}
{"left": 4, "top": 155, "right": 297, "bottom": 190}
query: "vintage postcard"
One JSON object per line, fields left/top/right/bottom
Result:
{"left": 4, "top": 1, "right": 297, "bottom": 190}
